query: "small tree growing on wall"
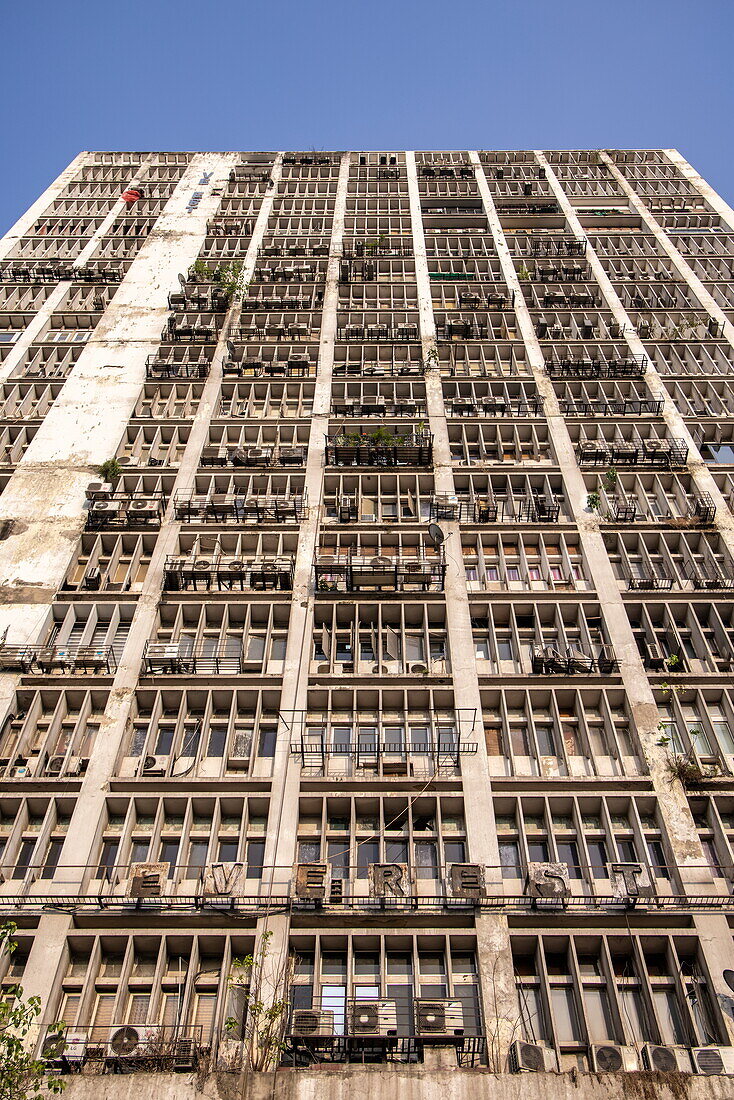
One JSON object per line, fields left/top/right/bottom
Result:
{"left": 0, "top": 922, "right": 65, "bottom": 1100}
{"left": 224, "top": 930, "right": 296, "bottom": 1072}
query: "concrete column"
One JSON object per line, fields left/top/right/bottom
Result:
{"left": 264, "top": 153, "right": 352, "bottom": 886}
{"left": 406, "top": 151, "right": 517, "bottom": 1068}
{"left": 52, "top": 154, "right": 280, "bottom": 887}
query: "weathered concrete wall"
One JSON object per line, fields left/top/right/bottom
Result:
{"left": 56, "top": 1066, "right": 734, "bottom": 1100}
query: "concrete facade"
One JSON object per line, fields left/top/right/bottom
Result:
{"left": 0, "top": 149, "right": 733, "bottom": 1095}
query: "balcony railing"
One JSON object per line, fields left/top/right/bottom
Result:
{"left": 627, "top": 573, "right": 674, "bottom": 591}
{"left": 605, "top": 496, "right": 638, "bottom": 523}
{"left": 530, "top": 644, "right": 619, "bottom": 675}
{"left": 325, "top": 433, "right": 433, "bottom": 467}
{"left": 435, "top": 321, "right": 495, "bottom": 341}
{"left": 145, "top": 352, "right": 210, "bottom": 379}
{"left": 0, "top": 644, "right": 117, "bottom": 675}
{"left": 546, "top": 354, "right": 647, "bottom": 380}
{"left": 0, "top": 261, "right": 123, "bottom": 284}
{"left": 86, "top": 492, "right": 165, "bottom": 529}
{"left": 163, "top": 554, "right": 294, "bottom": 592}
{"left": 447, "top": 397, "right": 543, "bottom": 418}
{"left": 689, "top": 492, "right": 716, "bottom": 524}
{"left": 559, "top": 397, "right": 663, "bottom": 417}
{"left": 38, "top": 1024, "right": 203, "bottom": 1072}
{"left": 173, "top": 490, "right": 307, "bottom": 523}
{"left": 163, "top": 316, "right": 221, "bottom": 343}
{"left": 331, "top": 398, "right": 427, "bottom": 418}
{"left": 684, "top": 562, "right": 734, "bottom": 591}
{"left": 430, "top": 493, "right": 560, "bottom": 524}
{"left": 143, "top": 641, "right": 246, "bottom": 674}
{"left": 528, "top": 235, "right": 587, "bottom": 257}
{"left": 342, "top": 242, "right": 413, "bottom": 258}
{"left": 315, "top": 552, "right": 445, "bottom": 593}
{"left": 578, "top": 438, "right": 688, "bottom": 469}
{"left": 199, "top": 444, "right": 306, "bottom": 468}
{"left": 223, "top": 354, "right": 313, "bottom": 378}
{"left": 338, "top": 323, "right": 420, "bottom": 342}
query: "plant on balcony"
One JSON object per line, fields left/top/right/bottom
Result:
{"left": 424, "top": 346, "right": 439, "bottom": 371}
{"left": 665, "top": 653, "right": 681, "bottom": 671}
{"left": 225, "top": 930, "right": 296, "bottom": 1071}
{"left": 368, "top": 426, "right": 397, "bottom": 447}
{"left": 98, "top": 458, "right": 121, "bottom": 483}
{"left": 603, "top": 466, "right": 617, "bottom": 489}
{"left": 0, "top": 922, "right": 66, "bottom": 1100}
{"left": 517, "top": 263, "right": 531, "bottom": 282}
{"left": 586, "top": 491, "right": 600, "bottom": 512}
{"left": 665, "top": 748, "right": 705, "bottom": 787}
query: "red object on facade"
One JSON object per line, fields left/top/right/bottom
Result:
{"left": 121, "top": 188, "right": 142, "bottom": 205}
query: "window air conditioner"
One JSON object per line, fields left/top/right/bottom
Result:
{"left": 509, "top": 1039, "right": 556, "bottom": 1072}
{"left": 348, "top": 999, "right": 398, "bottom": 1037}
{"left": 590, "top": 1044, "right": 639, "bottom": 1072}
{"left": 291, "top": 1009, "right": 335, "bottom": 1037}
{"left": 45, "top": 755, "right": 66, "bottom": 775}
{"left": 641, "top": 1044, "right": 692, "bottom": 1073}
{"left": 10, "top": 765, "right": 31, "bottom": 778}
{"left": 690, "top": 1046, "right": 734, "bottom": 1075}
{"left": 414, "top": 1000, "right": 464, "bottom": 1038}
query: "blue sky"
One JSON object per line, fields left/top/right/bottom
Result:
{"left": 1, "top": 0, "right": 732, "bottom": 232}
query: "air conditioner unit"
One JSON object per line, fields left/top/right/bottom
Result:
{"left": 107, "top": 1024, "right": 156, "bottom": 1060}
{"left": 644, "top": 641, "right": 666, "bottom": 670}
{"left": 65, "top": 755, "right": 83, "bottom": 776}
{"left": 10, "top": 765, "right": 31, "bottom": 778}
{"left": 415, "top": 1000, "right": 464, "bottom": 1038}
{"left": 140, "top": 754, "right": 168, "bottom": 776}
{"left": 91, "top": 500, "right": 120, "bottom": 516}
{"left": 690, "top": 1046, "right": 734, "bottom": 1075}
{"left": 291, "top": 1009, "right": 335, "bottom": 1037}
{"left": 509, "top": 1039, "right": 556, "bottom": 1072}
{"left": 641, "top": 1044, "right": 692, "bottom": 1073}
{"left": 349, "top": 999, "right": 397, "bottom": 1037}
{"left": 45, "top": 755, "right": 65, "bottom": 775}
{"left": 42, "top": 1028, "right": 89, "bottom": 1065}
{"left": 85, "top": 481, "right": 112, "bottom": 500}
{"left": 83, "top": 566, "right": 102, "bottom": 590}
{"left": 590, "top": 1044, "right": 639, "bottom": 1072}
{"left": 128, "top": 499, "right": 158, "bottom": 513}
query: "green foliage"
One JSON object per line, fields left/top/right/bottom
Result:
{"left": 517, "top": 263, "right": 531, "bottom": 282}
{"left": 98, "top": 459, "right": 121, "bottom": 483}
{"left": 191, "top": 259, "right": 245, "bottom": 300}
{"left": 665, "top": 653, "right": 681, "bottom": 671}
{"left": 603, "top": 466, "right": 618, "bottom": 488}
{"left": 226, "top": 930, "right": 294, "bottom": 1071}
{"left": 586, "top": 491, "right": 600, "bottom": 512}
{"left": 0, "top": 923, "right": 65, "bottom": 1100}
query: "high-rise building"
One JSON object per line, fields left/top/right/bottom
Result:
{"left": 0, "top": 149, "right": 733, "bottom": 1095}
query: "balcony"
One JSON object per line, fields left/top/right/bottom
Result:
{"left": 38, "top": 1024, "right": 203, "bottom": 1073}
{"left": 605, "top": 496, "right": 638, "bottom": 523}
{"left": 430, "top": 492, "right": 559, "bottom": 524}
{"left": 684, "top": 562, "right": 734, "bottom": 592}
{"left": 223, "top": 352, "right": 313, "bottom": 378}
{"left": 163, "top": 554, "right": 294, "bottom": 592}
{"left": 447, "top": 397, "right": 543, "bottom": 418}
{"left": 559, "top": 397, "right": 663, "bottom": 417}
{"left": 338, "top": 322, "right": 419, "bottom": 342}
{"left": 331, "top": 397, "right": 426, "bottom": 418}
{"left": 86, "top": 491, "right": 165, "bottom": 529}
{"left": 530, "top": 644, "right": 619, "bottom": 675}
{"left": 199, "top": 444, "right": 306, "bottom": 469}
{"left": 627, "top": 572, "right": 673, "bottom": 591}
{"left": 688, "top": 492, "right": 716, "bottom": 525}
{"left": 419, "top": 165, "right": 474, "bottom": 179}
{"left": 145, "top": 351, "right": 211, "bottom": 380}
{"left": 163, "top": 315, "right": 220, "bottom": 343}
{"left": 325, "top": 431, "right": 433, "bottom": 468}
{"left": 173, "top": 490, "right": 307, "bottom": 524}
{"left": 143, "top": 640, "right": 245, "bottom": 675}
{"left": 435, "top": 320, "right": 493, "bottom": 341}
{"left": 578, "top": 439, "right": 688, "bottom": 469}
{"left": 0, "top": 261, "right": 122, "bottom": 285}
{"left": 342, "top": 241, "right": 413, "bottom": 259}
{"left": 528, "top": 235, "right": 587, "bottom": 257}
{"left": 546, "top": 354, "right": 647, "bottom": 380}
{"left": 0, "top": 644, "right": 117, "bottom": 675}
{"left": 315, "top": 552, "right": 445, "bottom": 593}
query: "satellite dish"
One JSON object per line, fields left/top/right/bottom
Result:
{"left": 428, "top": 523, "right": 445, "bottom": 547}
{"left": 724, "top": 970, "right": 734, "bottom": 995}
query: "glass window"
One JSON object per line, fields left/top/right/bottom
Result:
{"left": 584, "top": 987, "right": 615, "bottom": 1041}
{"left": 500, "top": 841, "right": 522, "bottom": 877}
{"left": 550, "top": 986, "right": 581, "bottom": 1042}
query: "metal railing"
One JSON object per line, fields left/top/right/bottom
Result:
{"left": 143, "top": 641, "right": 245, "bottom": 675}
{"left": 577, "top": 438, "right": 688, "bottom": 469}
{"left": 39, "top": 1023, "right": 204, "bottom": 1071}
{"left": 325, "top": 434, "right": 433, "bottom": 468}
{"left": 0, "top": 644, "right": 117, "bottom": 675}
{"left": 85, "top": 491, "right": 165, "bottom": 529}
{"left": 172, "top": 490, "right": 307, "bottom": 523}
{"left": 530, "top": 644, "right": 619, "bottom": 676}
{"left": 338, "top": 324, "right": 420, "bottom": 343}
{"left": 559, "top": 397, "right": 663, "bottom": 417}
{"left": 546, "top": 354, "right": 647, "bottom": 379}
{"left": 163, "top": 555, "right": 294, "bottom": 592}
{"left": 198, "top": 444, "right": 307, "bottom": 468}
{"left": 429, "top": 493, "right": 560, "bottom": 524}
{"left": 447, "top": 397, "right": 543, "bottom": 417}
{"left": 314, "top": 552, "right": 445, "bottom": 593}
